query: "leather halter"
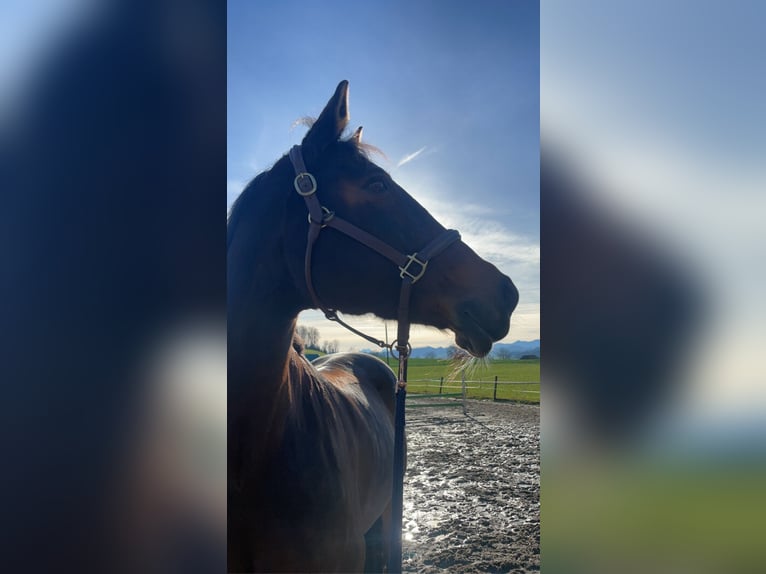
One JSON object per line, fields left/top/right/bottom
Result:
{"left": 288, "top": 144, "right": 460, "bottom": 366}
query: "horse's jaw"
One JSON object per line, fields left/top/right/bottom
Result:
{"left": 454, "top": 323, "right": 496, "bottom": 358}
{"left": 447, "top": 294, "right": 514, "bottom": 358}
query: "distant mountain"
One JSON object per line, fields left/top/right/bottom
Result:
{"left": 409, "top": 345, "right": 448, "bottom": 359}
{"left": 489, "top": 340, "right": 540, "bottom": 359}
{"left": 401, "top": 339, "right": 540, "bottom": 359}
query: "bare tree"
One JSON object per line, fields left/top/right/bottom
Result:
{"left": 295, "top": 325, "right": 320, "bottom": 349}
{"left": 307, "top": 327, "right": 320, "bottom": 349}
{"left": 324, "top": 339, "right": 339, "bottom": 354}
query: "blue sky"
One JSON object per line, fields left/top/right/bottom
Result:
{"left": 228, "top": 0, "right": 540, "bottom": 350}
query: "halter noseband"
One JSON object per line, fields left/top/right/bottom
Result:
{"left": 288, "top": 144, "right": 460, "bottom": 364}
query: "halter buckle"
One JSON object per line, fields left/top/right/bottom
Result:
{"left": 294, "top": 172, "right": 317, "bottom": 196}
{"left": 399, "top": 254, "right": 428, "bottom": 283}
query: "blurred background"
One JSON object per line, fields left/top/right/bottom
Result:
{"left": 0, "top": 1, "right": 225, "bottom": 572}
{"left": 541, "top": 1, "right": 766, "bottom": 572}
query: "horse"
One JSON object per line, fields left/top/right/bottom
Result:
{"left": 227, "top": 80, "right": 518, "bottom": 573}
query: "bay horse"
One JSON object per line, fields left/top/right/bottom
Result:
{"left": 228, "top": 80, "right": 518, "bottom": 572}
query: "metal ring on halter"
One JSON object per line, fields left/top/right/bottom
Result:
{"left": 323, "top": 309, "right": 339, "bottom": 321}
{"left": 308, "top": 206, "right": 334, "bottom": 227}
{"left": 294, "top": 172, "right": 317, "bottom": 196}
{"left": 389, "top": 340, "right": 412, "bottom": 359}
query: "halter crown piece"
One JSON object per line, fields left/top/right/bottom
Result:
{"left": 288, "top": 144, "right": 460, "bottom": 573}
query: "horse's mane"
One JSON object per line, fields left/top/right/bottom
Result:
{"left": 226, "top": 157, "right": 290, "bottom": 250}
{"left": 283, "top": 350, "right": 394, "bottom": 508}
{"left": 291, "top": 332, "right": 305, "bottom": 355}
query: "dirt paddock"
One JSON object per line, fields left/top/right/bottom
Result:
{"left": 401, "top": 399, "right": 540, "bottom": 573}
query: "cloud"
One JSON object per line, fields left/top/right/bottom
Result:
{"left": 297, "top": 302, "right": 539, "bottom": 352}
{"left": 396, "top": 146, "right": 427, "bottom": 168}
{"left": 417, "top": 196, "right": 539, "bottom": 271}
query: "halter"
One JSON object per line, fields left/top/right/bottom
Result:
{"left": 289, "top": 144, "right": 460, "bottom": 573}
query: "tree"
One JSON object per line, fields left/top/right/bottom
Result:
{"left": 494, "top": 348, "right": 512, "bottom": 360}
{"left": 295, "top": 325, "right": 320, "bottom": 349}
{"left": 307, "top": 327, "right": 320, "bottom": 348}
{"left": 295, "top": 325, "right": 307, "bottom": 344}
{"left": 324, "top": 339, "right": 339, "bottom": 354}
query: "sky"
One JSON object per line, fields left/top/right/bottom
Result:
{"left": 228, "top": 0, "right": 540, "bottom": 352}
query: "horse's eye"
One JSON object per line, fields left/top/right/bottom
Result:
{"left": 367, "top": 180, "right": 387, "bottom": 194}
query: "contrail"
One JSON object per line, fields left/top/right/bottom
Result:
{"left": 396, "top": 146, "right": 427, "bottom": 167}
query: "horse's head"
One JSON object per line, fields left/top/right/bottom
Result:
{"left": 282, "top": 81, "right": 518, "bottom": 357}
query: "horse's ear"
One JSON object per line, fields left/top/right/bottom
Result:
{"left": 302, "top": 80, "right": 350, "bottom": 157}
{"left": 350, "top": 126, "right": 363, "bottom": 144}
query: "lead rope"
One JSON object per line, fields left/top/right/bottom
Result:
{"left": 288, "top": 145, "right": 459, "bottom": 574}
{"left": 389, "top": 277, "right": 413, "bottom": 574}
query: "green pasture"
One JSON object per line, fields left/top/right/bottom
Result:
{"left": 381, "top": 357, "right": 540, "bottom": 403}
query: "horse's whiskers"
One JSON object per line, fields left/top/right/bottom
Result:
{"left": 446, "top": 352, "right": 492, "bottom": 381}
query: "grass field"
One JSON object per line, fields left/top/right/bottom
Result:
{"left": 378, "top": 357, "right": 540, "bottom": 403}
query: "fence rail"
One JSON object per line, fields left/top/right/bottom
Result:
{"left": 406, "top": 376, "right": 539, "bottom": 403}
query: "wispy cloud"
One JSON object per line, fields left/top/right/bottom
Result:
{"left": 418, "top": 196, "right": 540, "bottom": 268}
{"left": 397, "top": 146, "right": 427, "bottom": 168}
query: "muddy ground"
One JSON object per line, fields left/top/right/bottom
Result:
{"left": 401, "top": 399, "right": 540, "bottom": 573}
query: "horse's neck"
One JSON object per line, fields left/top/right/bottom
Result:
{"left": 228, "top": 291, "right": 303, "bottom": 468}
{"left": 229, "top": 304, "right": 295, "bottom": 385}
{"left": 227, "top": 166, "right": 306, "bottom": 422}
{"left": 228, "top": 248, "right": 300, "bottom": 410}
